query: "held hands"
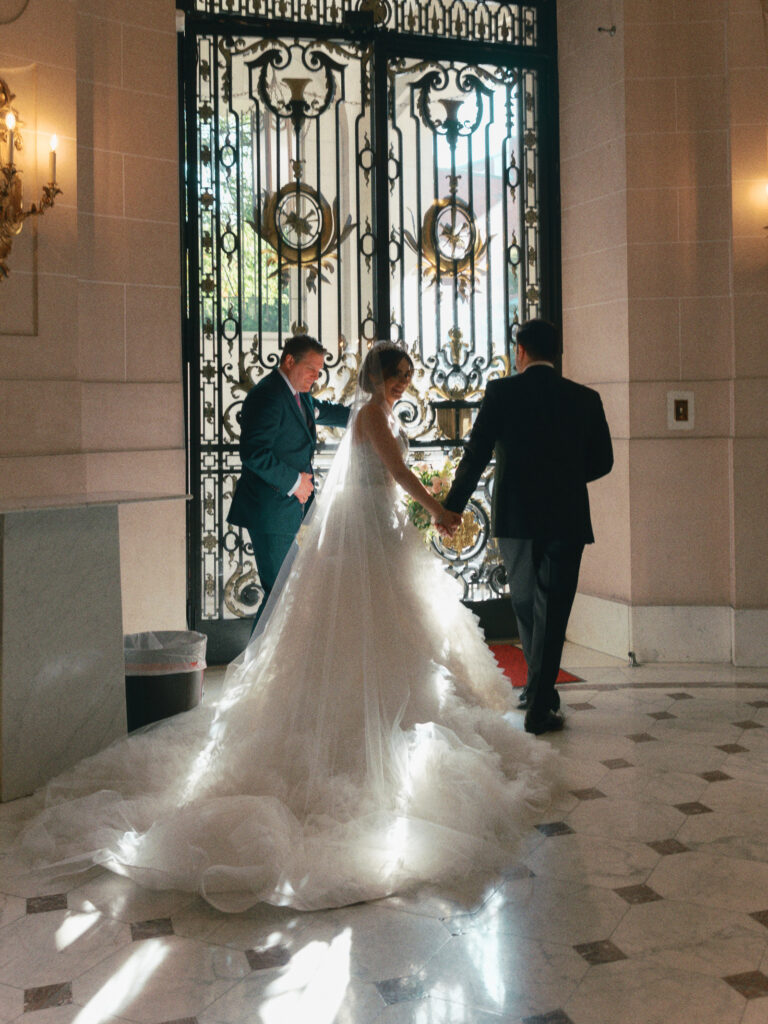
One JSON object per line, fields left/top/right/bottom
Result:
{"left": 295, "top": 472, "right": 314, "bottom": 505}
{"left": 435, "top": 508, "right": 462, "bottom": 538}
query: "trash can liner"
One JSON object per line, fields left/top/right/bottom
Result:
{"left": 124, "top": 631, "right": 207, "bottom": 676}
{"left": 124, "top": 631, "right": 207, "bottom": 733}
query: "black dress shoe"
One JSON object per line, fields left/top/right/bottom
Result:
{"left": 518, "top": 688, "right": 560, "bottom": 714}
{"left": 524, "top": 710, "right": 565, "bottom": 735}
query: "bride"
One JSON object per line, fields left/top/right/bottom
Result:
{"left": 17, "top": 342, "right": 556, "bottom": 913}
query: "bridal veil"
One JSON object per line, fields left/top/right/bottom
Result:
{"left": 17, "top": 344, "right": 556, "bottom": 911}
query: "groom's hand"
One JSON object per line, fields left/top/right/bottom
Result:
{"left": 437, "top": 510, "right": 462, "bottom": 537}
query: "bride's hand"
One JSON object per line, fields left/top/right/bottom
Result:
{"left": 435, "top": 509, "right": 462, "bottom": 537}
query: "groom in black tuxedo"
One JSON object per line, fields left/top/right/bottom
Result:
{"left": 228, "top": 335, "right": 349, "bottom": 626}
{"left": 443, "top": 319, "right": 613, "bottom": 735}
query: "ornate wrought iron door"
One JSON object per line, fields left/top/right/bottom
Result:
{"left": 180, "top": 1, "right": 560, "bottom": 660}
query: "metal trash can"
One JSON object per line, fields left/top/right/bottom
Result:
{"left": 124, "top": 630, "right": 207, "bottom": 732}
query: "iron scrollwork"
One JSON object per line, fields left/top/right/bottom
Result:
{"left": 403, "top": 187, "right": 490, "bottom": 302}
{"left": 251, "top": 180, "right": 355, "bottom": 292}
{"left": 186, "top": 4, "right": 554, "bottom": 635}
{"left": 191, "top": 1, "right": 542, "bottom": 49}
{"left": 387, "top": 58, "right": 522, "bottom": 444}
{"left": 243, "top": 44, "right": 358, "bottom": 292}
{"left": 399, "top": 65, "right": 503, "bottom": 303}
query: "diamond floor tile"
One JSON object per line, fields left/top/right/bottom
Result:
{"left": 573, "top": 939, "right": 628, "bottom": 965}
{"left": 23, "top": 982, "right": 72, "bottom": 1013}
{"left": 722, "top": 970, "right": 768, "bottom": 999}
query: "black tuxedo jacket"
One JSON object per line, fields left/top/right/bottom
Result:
{"left": 444, "top": 365, "right": 613, "bottom": 544}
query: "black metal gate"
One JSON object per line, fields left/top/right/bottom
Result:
{"left": 179, "top": 0, "right": 560, "bottom": 661}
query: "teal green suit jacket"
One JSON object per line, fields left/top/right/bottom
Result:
{"left": 227, "top": 369, "right": 349, "bottom": 538}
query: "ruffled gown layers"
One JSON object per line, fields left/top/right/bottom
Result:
{"left": 17, "top": 408, "right": 557, "bottom": 912}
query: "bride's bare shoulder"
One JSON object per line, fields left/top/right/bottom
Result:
{"left": 355, "top": 400, "right": 388, "bottom": 437}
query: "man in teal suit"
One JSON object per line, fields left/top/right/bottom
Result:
{"left": 228, "top": 335, "right": 350, "bottom": 625}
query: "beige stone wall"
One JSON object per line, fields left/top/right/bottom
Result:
{"left": 729, "top": 0, "right": 768, "bottom": 611}
{"left": 558, "top": 0, "right": 631, "bottom": 603}
{"left": 0, "top": 0, "right": 186, "bottom": 632}
{"left": 559, "top": 0, "right": 768, "bottom": 660}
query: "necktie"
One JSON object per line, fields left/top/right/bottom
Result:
{"left": 295, "top": 392, "right": 309, "bottom": 427}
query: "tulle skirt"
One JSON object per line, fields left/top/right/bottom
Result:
{"left": 16, "top": 434, "right": 557, "bottom": 912}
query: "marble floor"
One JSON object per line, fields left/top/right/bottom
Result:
{"left": 2, "top": 645, "right": 768, "bottom": 1024}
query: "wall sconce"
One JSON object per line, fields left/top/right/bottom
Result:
{"left": 0, "top": 76, "right": 61, "bottom": 279}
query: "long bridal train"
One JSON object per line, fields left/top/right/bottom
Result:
{"left": 16, "top": 396, "right": 557, "bottom": 912}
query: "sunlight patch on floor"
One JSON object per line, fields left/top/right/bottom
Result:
{"left": 72, "top": 941, "right": 170, "bottom": 1024}
{"left": 260, "top": 930, "right": 352, "bottom": 1024}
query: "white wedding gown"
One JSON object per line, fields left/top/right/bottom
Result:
{"left": 17, "top": 404, "right": 556, "bottom": 912}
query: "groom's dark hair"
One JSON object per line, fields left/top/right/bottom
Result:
{"left": 281, "top": 334, "right": 325, "bottom": 364}
{"left": 513, "top": 318, "right": 560, "bottom": 362}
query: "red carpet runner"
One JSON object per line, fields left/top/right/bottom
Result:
{"left": 489, "top": 643, "right": 582, "bottom": 688}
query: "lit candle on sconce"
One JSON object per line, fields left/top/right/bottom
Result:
{"left": 5, "top": 111, "right": 15, "bottom": 166}
{"left": 49, "top": 134, "right": 58, "bottom": 183}
{"left": 0, "top": 73, "right": 63, "bottom": 279}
